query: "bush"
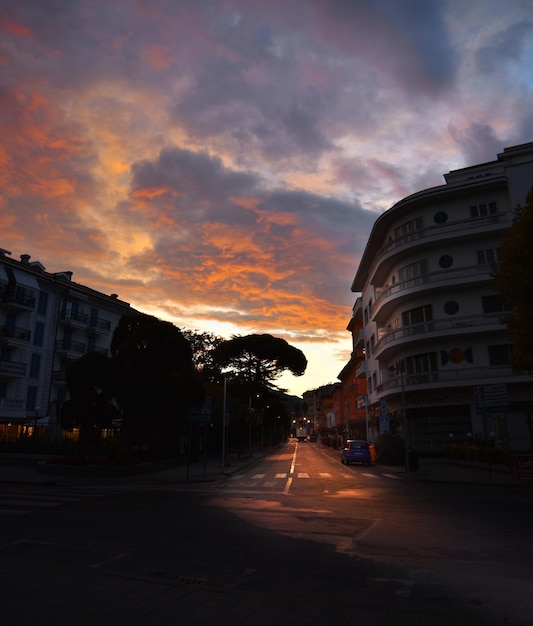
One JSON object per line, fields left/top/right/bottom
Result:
{"left": 446, "top": 444, "right": 511, "bottom": 465}
{"left": 374, "top": 433, "right": 405, "bottom": 465}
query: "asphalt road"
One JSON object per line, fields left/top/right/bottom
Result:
{"left": 1, "top": 440, "right": 532, "bottom": 625}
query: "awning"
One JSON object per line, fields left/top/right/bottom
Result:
{"left": 11, "top": 268, "right": 39, "bottom": 289}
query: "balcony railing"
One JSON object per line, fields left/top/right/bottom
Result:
{"left": 373, "top": 313, "right": 505, "bottom": 356}
{"left": 1, "top": 288, "right": 35, "bottom": 310}
{"left": 55, "top": 339, "right": 86, "bottom": 356}
{"left": 0, "top": 397, "right": 24, "bottom": 409}
{"left": 0, "top": 360, "right": 27, "bottom": 376}
{"left": 372, "top": 264, "right": 492, "bottom": 317}
{"left": 377, "top": 365, "right": 520, "bottom": 394}
{"left": 87, "top": 317, "right": 111, "bottom": 334}
{"left": 0, "top": 325, "right": 31, "bottom": 342}
{"left": 60, "top": 310, "right": 89, "bottom": 326}
{"left": 378, "top": 212, "right": 509, "bottom": 260}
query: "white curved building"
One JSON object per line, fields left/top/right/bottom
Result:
{"left": 351, "top": 142, "right": 533, "bottom": 453}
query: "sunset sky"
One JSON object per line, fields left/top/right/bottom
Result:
{"left": 1, "top": 1, "right": 532, "bottom": 397}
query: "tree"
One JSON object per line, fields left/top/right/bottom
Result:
{"left": 212, "top": 333, "right": 307, "bottom": 392}
{"left": 181, "top": 329, "right": 224, "bottom": 383}
{"left": 110, "top": 313, "right": 203, "bottom": 458}
{"left": 493, "top": 186, "right": 533, "bottom": 374}
{"left": 61, "top": 351, "right": 117, "bottom": 459}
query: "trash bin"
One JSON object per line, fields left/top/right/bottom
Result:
{"left": 407, "top": 450, "right": 418, "bottom": 471}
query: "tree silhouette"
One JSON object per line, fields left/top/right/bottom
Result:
{"left": 212, "top": 333, "right": 307, "bottom": 391}
{"left": 493, "top": 186, "right": 533, "bottom": 374}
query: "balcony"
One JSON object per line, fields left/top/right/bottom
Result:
{"left": 87, "top": 317, "right": 111, "bottom": 334}
{"left": 356, "top": 360, "right": 367, "bottom": 379}
{"left": 370, "top": 211, "right": 509, "bottom": 285}
{"left": 0, "top": 324, "right": 31, "bottom": 344}
{"left": 60, "top": 309, "right": 89, "bottom": 328}
{"left": 376, "top": 364, "right": 526, "bottom": 396}
{"left": 0, "top": 360, "right": 26, "bottom": 377}
{"left": 372, "top": 313, "right": 505, "bottom": 359}
{"left": 55, "top": 339, "right": 86, "bottom": 358}
{"left": 0, "top": 397, "right": 24, "bottom": 410}
{"left": 1, "top": 287, "right": 35, "bottom": 311}
{"left": 371, "top": 265, "right": 492, "bottom": 322}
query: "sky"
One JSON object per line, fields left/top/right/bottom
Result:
{"left": 1, "top": 1, "right": 532, "bottom": 397}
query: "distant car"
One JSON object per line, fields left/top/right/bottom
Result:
{"left": 341, "top": 440, "right": 375, "bottom": 466}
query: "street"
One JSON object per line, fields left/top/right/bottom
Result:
{"left": 1, "top": 440, "right": 532, "bottom": 625}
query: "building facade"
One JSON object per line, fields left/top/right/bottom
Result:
{"left": 350, "top": 142, "right": 533, "bottom": 453}
{"left": 0, "top": 249, "right": 135, "bottom": 430}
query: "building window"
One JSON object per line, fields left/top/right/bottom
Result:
{"left": 470, "top": 202, "right": 497, "bottom": 218}
{"left": 367, "top": 377, "right": 372, "bottom": 393}
{"left": 0, "top": 381, "right": 6, "bottom": 399}
{"left": 398, "top": 259, "right": 428, "bottom": 282}
{"left": 405, "top": 352, "right": 438, "bottom": 383}
{"left": 482, "top": 295, "right": 510, "bottom": 314}
{"left": 476, "top": 248, "right": 501, "bottom": 265}
{"left": 444, "top": 300, "right": 459, "bottom": 315}
{"left": 29, "top": 353, "right": 41, "bottom": 378}
{"left": 402, "top": 305, "right": 433, "bottom": 327}
{"left": 439, "top": 254, "right": 453, "bottom": 269}
{"left": 25, "top": 386, "right": 38, "bottom": 412}
{"left": 488, "top": 344, "right": 512, "bottom": 366}
{"left": 37, "top": 292, "right": 49, "bottom": 316}
{"left": 394, "top": 217, "right": 423, "bottom": 240}
{"left": 33, "top": 322, "right": 44, "bottom": 347}
{"left": 434, "top": 211, "right": 448, "bottom": 224}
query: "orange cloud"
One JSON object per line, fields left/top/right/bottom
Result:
{"left": 0, "top": 17, "right": 31, "bottom": 38}
{"left": 141, "top": 45, "right": 173, "bottom": 71}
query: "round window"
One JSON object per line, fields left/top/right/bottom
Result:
{"left": 434, "top": 211, "right": 448, "bottom": 224}
{"left": 439, "top": 255, "right": 453, "bottom": 268}
{"left": 444, "top": 300, "right": 459, "bottom": 315}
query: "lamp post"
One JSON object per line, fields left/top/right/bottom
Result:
{"left": 221, "top": 374, "right": 227, "bottom": 473}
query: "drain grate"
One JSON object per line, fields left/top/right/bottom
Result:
{"left": 177, "top": 575, "right": 208, "bottom": 586}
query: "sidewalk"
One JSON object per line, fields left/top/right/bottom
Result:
{"left": 1, "top": 448, "right": 531, "bottom": 487}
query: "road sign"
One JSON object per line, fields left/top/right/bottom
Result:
{"left": 473, "top": 384, "right": 509, "bottom": 413}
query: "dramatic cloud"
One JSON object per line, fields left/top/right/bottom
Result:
{"left": 1, "top": 0, "right": 531, "bottom": 394}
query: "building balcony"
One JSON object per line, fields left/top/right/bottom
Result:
{"left": 356, "top": 360, "right": 367, "bottom": 379}
{"left": 0, "top": 288, "right": 36, "bottom": 311}
{"left": 376, "top": 364, "right": 527, "bottom": 397}
{"left": 371, "top": 265, "right": 493, "bottom": 322}
{"left": 55, "top": 339, "right": 86, "bottom": 358}
{"left": 0, "top": 360, "right": 26, "bottom": 377}
{"left": 372, "top": 313, "right": 505, "bottom": 360}
{"left": 0, "top": 396, "right": 24, "bottom": 410}
{"left": 52, "top": 370, "right": 67, "bottom": 385}
{"left": 87, "top": 317, "right": 111, "bottom": 334}
{"left": 0, "top": 324, "right": 31, "bottom": 344}
{"left": 370, "top": 211, "right": 509, "bottom": 285}
{"left": 60, "top": 310, "right": 89, "bottom": 328}
{"left": 354, "top": 328, "right": 365, "bottom": 348}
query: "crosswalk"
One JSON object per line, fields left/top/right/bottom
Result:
{"left": 227, "top": 470, "right": 404, "bottom": 485}
{"left": 0, "top": 484, "right": 122, "bottom": 516}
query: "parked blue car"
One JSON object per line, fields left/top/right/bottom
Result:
{"left": 341, "top": 440, "right": 375, "bottom": 466}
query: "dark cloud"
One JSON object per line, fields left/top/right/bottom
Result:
{"left": 449, "top": 122, "right": 502, "bottom": 167}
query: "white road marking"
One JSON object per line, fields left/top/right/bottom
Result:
{"left": 362, "top": 473, "right": 379, "bottom": 479}
{"left": 252, "top": 474, "right": 265, "bottom": 479}
{"left": 297, "top": 472, "right": 310, "bottom": 479}
{"left": 318, "top": 472, "right": 332, "bottom": 478}
{"left": 382, "top": 473, "right": 403, "bottom": 480}
{"left": 275, "top": 473, "right": 287, "bottom": 479}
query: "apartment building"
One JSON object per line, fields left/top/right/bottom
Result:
{"left": 0, "top": 249, "right": 135, "bottom": 428}
{"left": 350, "top": 142, "right": 533, "bottom": 453}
